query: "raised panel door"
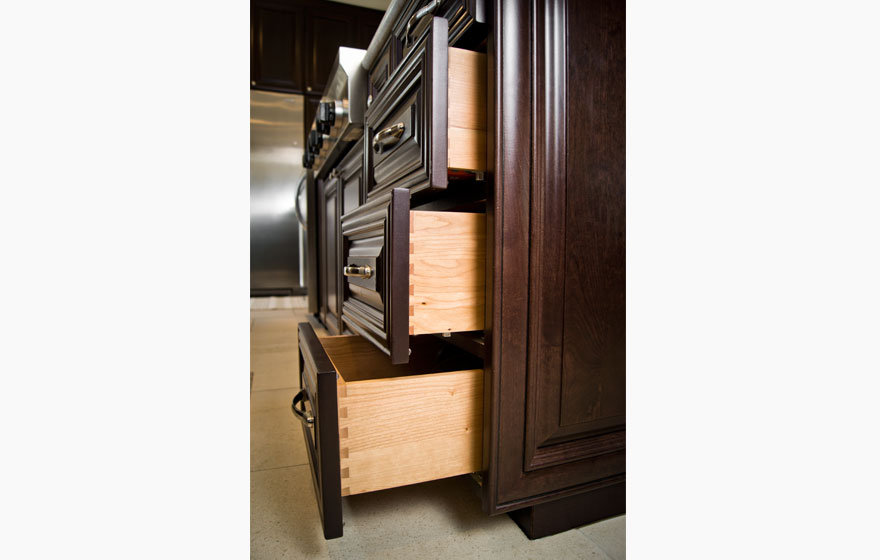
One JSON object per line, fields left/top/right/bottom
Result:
{"left": 484, "top": 0, "right": 625, "bottom": 514}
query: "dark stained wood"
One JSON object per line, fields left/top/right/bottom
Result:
{"left": 304, "top": 9, "right": 350, "bottom": 94}
{"left": 338, "top": 188, "right": 411, "bottom": 364}
{"left": 297, "top": 322, "right": 343, "bottom": 539}
{"left": 251, "top": 5, "right": 304, "bottom": 92}
{"left": 305, "top": 170, "right": 320, "bottom": 314}
{"left": 339, "top": 137, "right": 366, "bottom": 216}
{"left": 251, "top": 0, "right": 383, "bottom": 94}
{"left": 388, "top": 188, "right": 411, "bottom": 364}
{"left": 319, "top": 176, "right": 342, "bottom": 334}
{"left": 364, "top": 17, "right": 448, "bottom": 200}
{"left": 367, "top": 37, "right": 401, "bottom": 103}
{"left": 508, "top": 477, "right": 625, "bottom": 539}
{"left": 340, "top": 193, "right": 391, "bottom": 351}
{"left": 483, "top": 0, "right": 626, "bottom": 515}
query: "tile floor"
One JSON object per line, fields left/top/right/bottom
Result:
{"left": 251, "top": 302, "right": 626, "bottom": 559}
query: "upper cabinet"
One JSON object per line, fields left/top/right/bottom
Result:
{"left": 251, "top": 0, "right": 383, "bottom": 95}
{"left": 251, "top": 5, "right": 305, "bottom": 92}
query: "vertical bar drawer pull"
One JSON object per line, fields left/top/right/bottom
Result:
{"left": 343, "top": 265, "right": 373, "bottom": 279}
{"left": 291, "top": 390, "right": 314, "bottom": 425}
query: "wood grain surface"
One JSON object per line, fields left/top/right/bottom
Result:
{"left": 337, "top": 367, "right": 483, "bottom": 496}
{"left": 409, "top": 210, "right": 486, "bottom": 335}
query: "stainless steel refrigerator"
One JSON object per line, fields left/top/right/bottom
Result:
{"left": 250, "top": 90, "right": 308, "bottom": 296}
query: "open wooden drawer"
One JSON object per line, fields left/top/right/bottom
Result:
{"left": 341, "top": 188, "right": 485, "bottom": 364}
{"left": 365, "top": 16, "right": 487, "bottom": 199}
{"left": 295, "top": 322, "right": 483, "bottom": 539}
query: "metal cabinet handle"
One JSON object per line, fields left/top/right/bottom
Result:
{"left": 291, "top": 389, "right": 314, "bottom": 425}
{"left": 343, "top": 265, "right": 373, "bottom": 279}
{"left": 405, "top": 0, "right": 441, "bottom": 47}
{"left": 294, "top": 175, "right": 307, "bottom": 231}
{"left": 372, "top": 123, "right": 405, "bottom": 153}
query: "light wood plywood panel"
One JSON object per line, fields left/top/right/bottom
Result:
{"left": 447, "top": 47, "right": 487, "bottom": 171}
{"left": 337, "top": 368, "right": 483, "bottom": 496}
{"left": 409, "top": 211, "right": 486, "bottom": 335}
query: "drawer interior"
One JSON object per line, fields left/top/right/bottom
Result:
{"left": 319, "top": 334, "right": 483, "bottom": 496}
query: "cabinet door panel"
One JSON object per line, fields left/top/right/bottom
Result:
{"left": 252, "top": 7, "right": 304, "bottom": 92}
{"left": 484, "top": 0, "right": 625, "bottom": 513}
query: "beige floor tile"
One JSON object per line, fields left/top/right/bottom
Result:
{"left": 251, "top": 329, "right": 298, "bottom": 349}
{"left": 325, "top": 476, "right": 612, "bottom": 560}
{"left": 251, "top": 388, "right": 309, "bottom": 471}
{"left": 252, "top": 314, "right": 302, "bottom": 334}
{"left": 579, "top": 514, "right": 626, "bottom": 560}
{"left": 251, "top": 465, "right": 330, "bottom": 560}
{"left": 251, "top": 349, "right": 299, "bottom": 391}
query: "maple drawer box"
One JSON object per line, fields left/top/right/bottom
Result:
{"left": 365, "top": 16, "right": 487, "bottom": 199}
{"left": 295, "top": 322, "right": 483, "bottom": 539}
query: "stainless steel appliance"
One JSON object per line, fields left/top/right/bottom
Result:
{"left": 251, "top": 90, "right": 308, "bottom": 296}
{"left": 302, "top": 47, "right": 367, "bottom": 177}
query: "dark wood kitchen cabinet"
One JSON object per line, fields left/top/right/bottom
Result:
{"left": 481, "top": 0, "right": 626, "bottom": 536}
{"left": 317, "top": 174, "right": 342, "bottom": 334}
{"left": 292, "top": 0, "right": 624, "bottom": 541}
{"left": 251, "top": 0, "right": 383, "bottom": 94}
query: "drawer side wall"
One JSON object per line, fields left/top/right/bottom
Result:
{"left": 448, "top": 47, "right": 487, "bottom": 171}
{"left": 409, "top": 211, "right": 486, "bottom": 335}
{"left": 338, "top": 369, "right": 483, "bottom": 496}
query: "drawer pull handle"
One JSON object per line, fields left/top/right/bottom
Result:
{"left": 372, "top": 123, "right": 405, "bottom": 153}
{"left": 291, "top": 389, "right": 314, "bottom": 425}
{"left": 405, "top": 0, "right": 441, "bottom": 47}
{"left": 344, "top": 265, "right": 373, "bottom": 279}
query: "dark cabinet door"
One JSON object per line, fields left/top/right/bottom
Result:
{"left": 251, "top": 5, "right": 304, "bottom": 92}
{"left": 252, "top": 1, "right": 383, "bottom": 95}
{"left": 304, "top": 10, "right": 351, "bottom": 95}
{"left": 484, "top": 0, "right": 625, "bottom": 514}
{"left": 319, "top": 176, "right": 342, "bottom": 334}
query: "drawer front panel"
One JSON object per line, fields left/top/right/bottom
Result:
{"left": 341, "top": 188, "right": 411, "bottom": 364}
{"left": 296, "top": 323, "right": 342, "bottom": 539}
{"left": 393, "top": 0, "right": 487, "bottom": 55}
{"left": 365, "top": 17, "right": 448, "bottom": 200}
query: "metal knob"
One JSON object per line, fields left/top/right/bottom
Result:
{"left": 343, "top": 265, "right": 373, "bottom": 279}
{"left": 318, "top": 101, "right": 336, "bottom": 126}
{"left": 308, "top": 129, "right": 323, "bottom": 151}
